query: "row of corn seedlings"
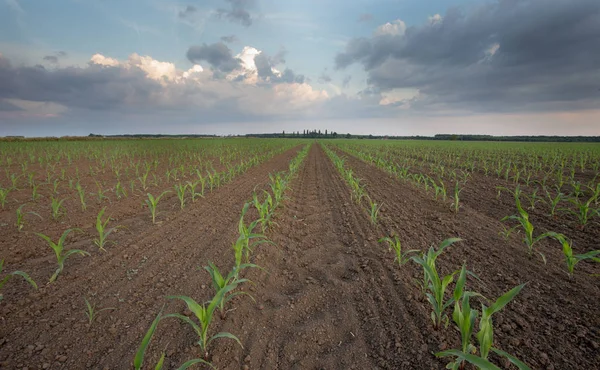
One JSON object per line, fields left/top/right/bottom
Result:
{"left": 133, "top": 144, "right": 311, "bottom": 369}
{"left": 322, "top": 144, "right": 383, "bottom": 224}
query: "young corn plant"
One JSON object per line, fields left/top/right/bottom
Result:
{"left": 164, "top": 287, "right": 244, "bottom": 360}
{"left": 83, "top": 297, "right": 115, "bottom": 327}
{"left": 546, "top": 232, "right": 600, "bottom": 277}
{"left": 94, "top": 181, "right": 110, "bottom": 204}
{"left": 543, "top": 188, "right": 564, "bottom": 219}
{"left": 76, "top": 182, "right": 86, "bottom": 211}
{"left": 174, "top": 183, "right": 187, "bottom": 210}
{"left": 252, "top": 191, "right": 274, "bottom": 232}
{"left": 561, "top": 195, "right": 599, "bottom": 230}
{"left": 233, "top": 203, "right": 271, "bottom": 275}
{"left": 16, "top": 203, "right": 42, "bottom": 232}
{"left": 115, "top": 180, "right": 127, "bottom": 199}
{"left": 0, "top": 187, "right": 10, "bottom": 208}
{"left": 411, "top": 238, "right": 462, "bottom": 329}
{"left": 378, "top": 236, "right": 419, "bottom": 266}
{"left": 501, "top": 186, "right": 552, "bottom": 263}
{"left": 476, "top": 283, "right": 527, "bottom": 364}
{"left": 134, "top": 309, "right": 212, "bottom": 370}
{"left": 186, "top": 179, "right": 204, "bottom": 202}
{"left": 94, "top": 207, "right": 122, "bottom": 251}
{"left": 437, "top": 281, "right": 529, "bottom": 370}
{"left": 366, "top": 195, "right": 383, "bottom": 225}
{"left": 204, "top": 261, "right": 256, "bottom": 319}
{"left": 31, "top": 182, "right": 42, "bottom": 202}
{"left": 0, "top": 259, "right": 38, "bottom": 302}
{"left": 450, "top": 181, "right": 463, "bottom": 213}
{"left": 50, "top": 196, "right": 66, "bottom": 221}
{"left": 145, "top": 191, "right": 171, "bottom": 224}
{"left": 35, "top": 228, "right": 90, "bottom": 283}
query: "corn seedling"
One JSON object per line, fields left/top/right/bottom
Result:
{"left": 164, "top": 287, "right": 243, "bottom": 359}
{"left": 543, "top": 188, "right": 564, "bottom": 218}
{"left": 76, "top": 182, "right": 86, "bottom": 210}
{"left": 35, "top": 228, "right": 90, "bottom": 283}
{"left": 0, "top": 187, "right": 9, "bottom": 208}
{"left": 252, "top": 191, "right": 275, "bottom": 232}
{"left": 16, "top": 203, "right": 42, "bottom": 231}
{"left": 0, "top": 259, "right": 38, "bottom": 302}
{"left": 50, "top": 196, "right": 66, "bottom": 221}
{"left": 115, "top": 180, "right": 127, "bottom": 199}
{"left": 561, "top": 195, "right": 599, "bottom": 230}
{"left": 233, "top": 203, "right": 271, "bottom": 275}
{"left": 94, "top": 181, "right": 110, "bottom": 203}
{"left": 546, "top": 232, "right": 600, "bottom": 277}
{"left": 83, "top": 297, "right": 115, "bottom": 327}
{"left": 378, "top": 236, "right": 419, "bottom": 266}
{"left": 186, "top": 180, "right": 204, "bottom": 202}
{"left": 94, "top": 207, "right": 122, "bottom": 251}
{"left": 174, "top": 183, "right": 187, "bottom": 209}
{"left": 366, "top": 196, "right": 383, "bottom": 225}
{"left": 411, "top": 238, "right": 462, "bottom": 329}
{"left": 501, "top": 186, "right": 551, "bottom": 263}
{"left": 31, "top": 182, "right": 42, "bottom": 201}
{"left": 145, "top": 191, "right": 171, "bottom": 224}
{"left": 204, "top": 261, "right": 256, "bottom": 319}
{"left": 135, "top": 309, "right": 213, "bottom": 370}
{"left": 450, "top": 181, "right": 463, "bottom": 213}
{"left": 476, "top": 283, "right": 526, "bottom": 361}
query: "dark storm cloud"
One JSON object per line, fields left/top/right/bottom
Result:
{"left": 335, "top": 0, "right": 600, "bottom": 113}
{"left": 186, "top": 42, "right": 241, "bottom": 72}
{"left": 0, "top": 55, "right": 160, "bottom": 111}
{"left": 220, "top": 34, "right": 239, "bottom": 43}
{"left": 253, "top": 49, "right": 304, "bottom": 84}
{"left": 216, "top": 0, "right": 255, "bottom": 27}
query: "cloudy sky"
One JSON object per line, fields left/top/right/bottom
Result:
{"left": 0, "top": 0, "right": 599, "bottom": 137}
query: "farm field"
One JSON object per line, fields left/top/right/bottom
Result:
{"left": 0, "top": 138, "right": 598, "bottom": 369}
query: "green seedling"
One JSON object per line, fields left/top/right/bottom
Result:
{"left": 451, "top": 181, "right": 463, "bottom": 213}
{"left": 546, "top": 232, "right": 600, "bottom": 277}
{"left": 76, "top": 182, "right": 86, "bottom": 211}
{"left": 186, "top": 180, "right": 204, "bottom": 202}
{"left": 145, "top": 191, "right": 171, "bottom": 224}
{"left": 252, "top": 191, "right": 275, "bottom": 232}
{"left": 174, "top": 183, "right": 187, "bottom": 209}
{"left": 165, "top": 287, "right": 244, "bottom": 359}
{"left": 16, "top": 203, "right": 42, "bottom": 231}
{"left": 0, "top": 187, "right": 10, "bottom": 208}
{"left": 501, "top": 186, "right": 552, "bottom": 263}
{"left": 411, "top": 238, "right": 462, "bottom": 329}
{"left": 378, "top": 236, "right": 419, "bottom": 266}
{"left": 204, "top": 261, "right": 256, "bottom": 319}
{"left": 0, "top": 259, "right": 37, "bottom": 302}
{"left": 84, "top": 297, "right": 115, "bottom": 327}
{"left": 50, "top": 196, "right": 66, "bottom": 221}
{"left": 561, "top": 195, "right": 599, "bottom": 230}
{"left": 35, "top": 228, "right": 90, "bottom": 283}
{"left": 94, "top": 207, "right": 122, "bottom": 251}
{"left": 367, "top": 196, "right": 383, "bottom": 225}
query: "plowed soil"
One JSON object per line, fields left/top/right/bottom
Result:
{"left": 1, "top": 143, "right": 598, "bottom": 370}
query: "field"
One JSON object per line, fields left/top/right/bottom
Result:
{"left": 0, "top": 138, "right": 598, "bottom": 370}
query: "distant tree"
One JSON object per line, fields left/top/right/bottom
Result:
{"left": 325, "top": 129, "right": 328, "bottom": 137}
{"left": 346, "top": 133, "right": 351, "bottom": 139}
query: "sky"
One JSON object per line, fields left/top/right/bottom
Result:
{"left": 0, "top": 0, "right": 599, "bottom": 137}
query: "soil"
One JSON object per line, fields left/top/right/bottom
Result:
{"left": 0, "top": 142, "right": 598, "bottom": 370}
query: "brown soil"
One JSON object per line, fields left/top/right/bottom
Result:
{"left": 1, "top": 143, "right": 598, "bottom": 370}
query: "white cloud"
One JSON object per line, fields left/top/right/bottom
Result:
{"left": 374, "top": 19, "right": 407, "bottom": 36}
{"left": 428, "top": 14, "right": 443, "bottom": 25}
